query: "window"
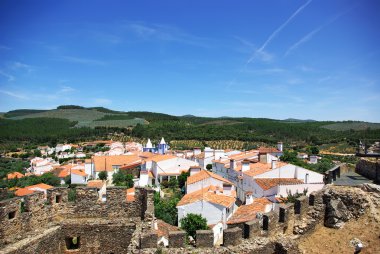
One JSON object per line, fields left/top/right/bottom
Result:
{"left": 65, "top": 236, "right": 80, "bottom": 250}
{"left": 8, "top": 211, "right": 16, "bottom": 219}
{"left": 56, "top": 195, "right": 62, "bottom": 203}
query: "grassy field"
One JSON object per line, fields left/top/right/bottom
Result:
{"left": 319, "top": 142, "right": 356, "bottom": 154}
{"left": 9, "top": 109, "right": 145, "bottom": 128}
{"left": 85, "top": 119, "right": 146, "bottom": 128}
{"left": 321, "top": 122, "right": 380, "bottom": 131}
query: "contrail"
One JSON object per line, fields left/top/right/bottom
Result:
{"left": 248, "top": 0, "right": 312, "bottom": 63}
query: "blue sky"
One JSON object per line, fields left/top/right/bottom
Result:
{"left": 0, "top": 0, "right": 379, "bottom": 122}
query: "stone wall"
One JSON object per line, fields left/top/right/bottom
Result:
{"left": 0, "top": 186, "right": 153, "bottom": 254}
{"left": 356, "top": 159, "right": 380, "bottom": 183}
{"left": 1, "top": 184, "right": 375, "bottom": 254}
{"left": 196, "top": 230, "right": 214, "bottom": 248}
{"left": 169, "top": 231, "right": 186, "bottom": 248}
{"left": 223, "top": 227, "right": 242, "bottom": 246}
{"left": 61, "top": 220, "right": 136, "bottom": 253}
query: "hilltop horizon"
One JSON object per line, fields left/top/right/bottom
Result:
{"left": 2, "top": 105, "right": 380, "bottom": 124}
{"left": 1, "top": 0, "right": 379, "bottom": 122}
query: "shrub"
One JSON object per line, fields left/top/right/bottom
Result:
{"left": 98, "top": 171, "right": 107, "bottom": 180}
{"left": 180, "top": 213, "right": 208, "bottom": 239}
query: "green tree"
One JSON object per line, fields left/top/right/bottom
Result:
{"left": 306, "top": 146, "right": 319, "bottom": 155}
{"left": 40, "top": 172, "right": 61, "bottom": 186}
{"left": 33, "top": 149, "right": 42, "bottom": 157}
{"left": 112, "top": 170, "right": 134, "bottom": 188}
{"left": 98, "top": 171, "right": 108, "bottom": 180}
{"left": 154, "top": 191, "right": 181, "bottom": 226}
{"left": 64, "top": 175, "right": 71, "bottom": 185}
{"left": 178, "top": 171, "right": 190, "bottom": 189}
{"left": 280, "top": 150, "right": 298, "bottom": 163}
{"left": 206, "top": 164, "right": 212, "bottom": 171}
{"left": 168, "top": 177, "right": 179, "bottom": 189}
{"left": 180, "top": 213, "right": 208, "bottom": 238}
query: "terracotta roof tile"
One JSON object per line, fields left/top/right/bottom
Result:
{"left": 258, "top": 147, "right": 281, "bottom": 154}
{"left": 93, "top": 155, "right": 142, "bottom": 172}
{"left": 187, "top": 170, "right": 232, "bottom": 185}
{"left": 243, "top": 162, "right": 287, "bottom": 177}
{"left": 177, "top": 185, "right": 235, "bottom": 208}
{"left": 227, "top": 198, "right": 272, "bottom": 224}
{"left": 71, "top": 169, "right": 88, "bottom": 177}
{"left": 126, "top": 187, "right": 135, "bottom": 202}
{"left": 15, "top": 188, "right": 35, "bottom": 196}
{"left": 87, "top": 180, "right": 104, "bottom": 188}
{"left": 15, "top": 183, "right": 54, "bottom": 196}
{"left": 150, "top": 154, "right": 177, "bottom": 162}
{"left": 156, "top": 219, "right": 179, "bottom": 238}
{"left": 255, "top": 178, "right": 304, "bottom": 191}
{"left": 7, "top": 172, "right": 24, "bottom": 179}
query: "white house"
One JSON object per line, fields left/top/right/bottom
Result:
{"left": 90, "top": 155, "right": 142, "bottom": 181}
{"left": 227, "top": 197, "right": 273, "bottom": 226}
{"left": 147, "top": 154, "right": 199, "bottom": 184}
{"left": 29, "top": 157, "right": 58, "bottom": 175}
{"left": 186, "top": 168, "right": 235, "bottom": 194}
{"left": 193, "top": 147, "right": 227, "bottom": 169}
{"left": 241, "top": 160, "right": 325, "bottom": 202}
{"left": 71, "top": 169, "right": 88, "bottom": 184}
{"left": 55, "top": 144, "right": 72, "bottom": 153}
{"left": 177, "top": 185, "right": 237, "bottom": 229}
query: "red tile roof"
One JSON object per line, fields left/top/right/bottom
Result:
{"left": 92, "top": 155, "right": 142, "bottom": 172}
{"left": 255, "top": 178, "right": 304, "bottom": 191}
{"left": 156, "top": 219, "right": 179, "bottom": 238}
{"left": 258, "top": 147, "right": 281, "bottom": 154}
{"left": 150, "top": 154, "right": 177, "bottom": 162}
{"left": 243, "top": 162, "right": 287, "bottom": 177}
{"left": 87, "top": 180, "right": 104, "bottom": 188}
{"left": 15, "top": 183, "right": 54, "bottom": 196}
{"left": 7, "top": 172, "right": 24, "bottom": 180}
{"left": 177, "top": 186, "right": 235, "bottom": 208}
{"left": 126, "top": 187, "right": 135, "bottom": 202}
{"left": 187, "top": 170, "right": 232, "bottom": 185}
{"left": 227, "top": 198, "right": 272, "bottom": 224}
{"left": 71, "top": 169, "right": 88, "bottom": 177}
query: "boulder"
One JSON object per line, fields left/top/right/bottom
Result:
{"left": 325, "top": 199, "right": 349, "bottom": 228}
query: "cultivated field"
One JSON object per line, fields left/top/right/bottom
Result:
{"left": 10, "top": 109, "right": 145, "bottom": 128}
{"left": 321, "top": 122, "right": 380, "bottom": 131}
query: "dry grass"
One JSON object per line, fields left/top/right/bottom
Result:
{"left": 298, "top": 212, "right": 380, "bottom": 254}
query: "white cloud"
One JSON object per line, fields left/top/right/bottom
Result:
{"left": 10, "top": 62, "right": 33, "bottom": 73}
{"left": 0, "top": 45, "right": 11, "bottom": 50}
{"left": 0, "top": 70, "right": 15, "bottom": 81}
{"left": 93, "top": 98, "right": 112, "bottom": 105}
{"left": 58, "top": 56, "right": 106, "bottom": 66}
{"left": 59, "top": 86, "right": 76, "bottom": 93}
{"left": 0, "top": 89, "right": 27, "bottom": 99}
{"left": 125, "top": 22, "right": 211, "bottom": 48}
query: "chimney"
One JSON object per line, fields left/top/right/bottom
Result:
{"left": 204, "top": 147, "right": 213, "bottom": 158}
{"left": 245, "top": 192, "right": 253, "bottom": 205}
{"left": 189, "top": 166, "right": 201, "bottom": 176}
{"left": 242, "top": 159, "right": 250, "bottom": 172}
{"left": 271, "top": 158, "right": 277, "bottom": 169}
{"left": 193, "top": 147, "right": 201, "bottom": 156}
{"left": 277, "top": 142, "right": 283, "bottom": 152}
{"left": 214, "top": 150, "right": 224, "bottom": 160}
{"left": 229, "top": 159, "right": 236, "bottom": 170}
{"left": 223, "top": 184, "right": 232, "bottom": 196}
{"left": 259, "top": 154, "right": 267, "bottom": 163}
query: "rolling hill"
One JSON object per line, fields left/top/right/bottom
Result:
{"left": 1, "top": 105, "right": 379, "bottom": 149}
